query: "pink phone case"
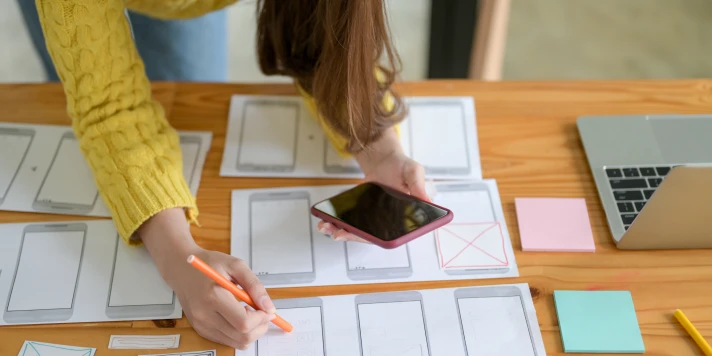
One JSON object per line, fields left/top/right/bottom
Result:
{"left": 310, "top": 183, "right": 454, "bottom": 249}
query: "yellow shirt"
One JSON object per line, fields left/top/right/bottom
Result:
{"left": 36, "top": 0, "right": 395, "bottom": 244}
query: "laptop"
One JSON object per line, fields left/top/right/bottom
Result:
{"left": 577, "top": 114, "right": 712, "bottom": 250}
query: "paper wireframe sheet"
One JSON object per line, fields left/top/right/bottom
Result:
{"left": 236, "top": 283, "right": 546, "bottom": 356}
{"left": 0, "top": 220, "right": 181, "bottom": 326}
{"left": 230, "top": 179, "right": 518, "bottom": 288}
{"left": 0, "top": 122, "right": 211, "bottom": 217}
{"left": 220, "top": 95, "right": 481, "bottom": 180}
{"left": 17, "top": 341, "right": 96, "bottom": 356}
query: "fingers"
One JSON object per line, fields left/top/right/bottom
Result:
{"left": 225, "top": 259, "right": 276, "bottom": 314}
{"left": 213, "top": 285, "right": 272, "bottom": 334}
{"left": 318, "top": 221, "right": 372, "bottom": 244}
{"left": 403, "top": 161, "right": 430, "bottom": 201}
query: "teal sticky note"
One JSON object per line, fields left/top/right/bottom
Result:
{"left": 554, "top": 290, "right": 645, "bottom": 353}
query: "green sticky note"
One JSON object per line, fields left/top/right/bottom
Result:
{"left": 554, "top": 290, "right": 645, "bottom": 353}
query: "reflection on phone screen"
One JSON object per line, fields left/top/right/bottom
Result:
{"left": 457, "top": 295, "right": 535, "bottom": 356}
{"left": 36, "top": 135, "right": 97, "bottom": 207}
{"left": 8, "top": 230, "right": 84, "bottom": 311}
{"left": 0, "top": 131, "right": 32, "bottom": 201}
{"left": 358, "top": 300, "right": 430, "bottom": 356}
{"left": 258, "top": 306, "right": 325, "bottom": 356}
{"left": 251, "top": 197, "right": 313, "bottom": 275}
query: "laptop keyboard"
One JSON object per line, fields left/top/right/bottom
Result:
{"left": 605, "top": 165, "right": 677, "bottom": 230}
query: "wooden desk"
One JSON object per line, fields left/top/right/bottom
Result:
{"left": 1, "top": 81, "right": 711, "bottom": 355}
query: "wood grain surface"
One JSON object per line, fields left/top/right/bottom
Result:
{"left": 1, "top": 80, "right": 711, "bottom": 356}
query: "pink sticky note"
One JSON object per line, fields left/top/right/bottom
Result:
{"left": 515, "top": 198, "right": 595, "bottom": 252}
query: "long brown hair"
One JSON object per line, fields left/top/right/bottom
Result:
{"left": 256, "top": 0, "right": 406, "bottom": 153}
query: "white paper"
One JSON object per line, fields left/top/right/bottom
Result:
{"left": 231, "top": 180, "right": 518, "bottom": 288}
{"left": 0, "top": 220, "right": 182, "bottom": 326}
{"left": 140, "top": 351, "right": 215, "bottom": 356}
{"left": 0, "top": 122, "right": 211, "bottom": 217}
{"left": 236, "top": 283, "right": 546, "bottom": 356}
{"left": 17, "top": 341, "right": 96, "bottom": 356}
{"left": 221, "top": 95, "right": 481, "bottom": 180}
{"left": 108, "top": 335, "right": 180, "bottom": 349}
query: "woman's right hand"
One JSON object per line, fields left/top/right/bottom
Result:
{"left": 139, "top": 208, "right": 275, "bottom": 350}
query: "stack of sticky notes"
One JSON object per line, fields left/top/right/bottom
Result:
{"left": 554, "top": 290, "right": 645, "bottom": 353}
{"left": 515, "top": 197, "right": 596, "bottom": 252}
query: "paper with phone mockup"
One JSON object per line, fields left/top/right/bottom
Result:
{"left": 220, "top": 95, "right": 481, "bottom": 180}
{"left": 231, "top": 179, "right": 518, "bottom": 289}
{"left": 17, "top": 341, "right": 96, "bottom": 356}
{"left": 235, "top": 283, "right": 546, "bottom": 356}
{"left": 139, "top": 351, "right": 216, "bottom": 356}
{"left": 0, "top": 122, "right": 211, "bottom": 217}
{"left": 0, "top": 220, "right": 182, "bottom": 326}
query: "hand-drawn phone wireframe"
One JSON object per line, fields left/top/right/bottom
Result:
{"left": 434, "top": 182, "right": 510, "bottom": 276}
{"left": 355, "top": 291, "right": 432, "bottom": 356}
{"left": 345, "top": 242, "right": 413, "bottom": 281}
{"left": 407, "top": 100, "right": 470, "bottom": 176}
{"left": 249, "top": 190, "right": 316, "bottom": 285}
{"left": 33, "top": 131, "right": 99, "bottom": 214}
{"left": 0, "top": 127, "right": 35, "bottom": 206}
{"left": 180, "top": 134, "right": 203, "bottom": 187}
{"left": 106, "top": 234, "right": 176, "bottom": 318}
{"left": 3, "top": 223, "right": 87, "bottom": 324}
{"left": 256, "top": 297, "right": 326, "bottom": 356}
{"left": 323, "top": 138, "right": 361, "bottom": 174}
{"left": 236, "top": 100, "right": 300, "bottom": 172}
{"left": 454, "top": 286, "right": 538, "bottom": 356}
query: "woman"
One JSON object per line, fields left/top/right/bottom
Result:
{"left": 29, "top": 0, "right": 428, "bottom": 349}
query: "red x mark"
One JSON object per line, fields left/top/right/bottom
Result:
{"left": 436, "top": 222, "right": 508, "bottom": 268}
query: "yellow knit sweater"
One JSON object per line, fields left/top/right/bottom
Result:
{"left": 36, "top": 0, "right": 374, "bottom": 244}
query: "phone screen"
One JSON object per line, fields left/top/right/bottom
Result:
{"left": 357, "top": 300, "right": 429, "bottom": 356}
{"left": 238, "top": 102, "right": 298, "bottom": 169}
{"left": 180, "top": 140, "right": 200, "bottom": 185}
{"left": 109, "top": 239, "right": 174, "bottom": 307}
{"left": 8, "top": 230, "right": 84, "bottom": 311}
{"left": 258, "top": 306, "right": 325, "bottom": 356}
{"left": 36, "top": 135, "right": 97, "bottom": 206}
{"left": 312, "top": 183, "right": 449, "bottom": 241}
{"left": 251, "top": 196, "right": 313, "bottom": 275}
{"left": 457, "top": 295, "right": 535, "bottom": 356}
{"left": 409, "top": 103, "right": 469, "bottom": 170}
{"left": 0, "top": 131, "right": 32, "bottom": 201}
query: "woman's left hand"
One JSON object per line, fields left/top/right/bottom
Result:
{"left": 318, "top": 127, "right": 429, "bottom": 243}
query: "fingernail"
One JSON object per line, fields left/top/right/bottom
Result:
{"left": 333, "top": 236, "right": 345, "bottom": 242}
{"left": 261, "top": 296, "right": 276, "bottom": 314}
{"left": 269, "top": 313, "right": 276, "bottom": 320}
{"left": 318, "top": 226, "right": 328, "bottom": 234}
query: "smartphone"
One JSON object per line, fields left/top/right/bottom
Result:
{"left": 33, "top": 131, "right": 99, "bottom": 214}
{"left": 0, "top": 127, "right": 35, "bottom": 206}
{"left": 106, "top": 234, "right": 176, "bottom": 319}
{"left": 256, "top": 297, "right": 326, "bottom": 356}
{"left": 4, "top": 223, "right": 87, "bottom": 323}
{"left": 433, "top": 182, "right": 510, "bottom": 276}
{"left": 454, "top": 286, "right": 537, "bottom": 356}
{"left": 355, "top": 291, "right": 432, "bottom": 356}
{"left": 311, "top": 182, "right": 453, "bottom": 249}
{"left": 237, "top": 100, "right": 300, "bottom": 172}
{"left": 249, "top": 191, "right": 316, "bottom": 285}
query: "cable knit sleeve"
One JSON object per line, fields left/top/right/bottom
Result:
{"left": 36, "top": 0, "right": 197, "bottom": 244}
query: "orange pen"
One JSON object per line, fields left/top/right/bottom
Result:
{"left": 187, "top": 255, "right": 293, "bottom": 333}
